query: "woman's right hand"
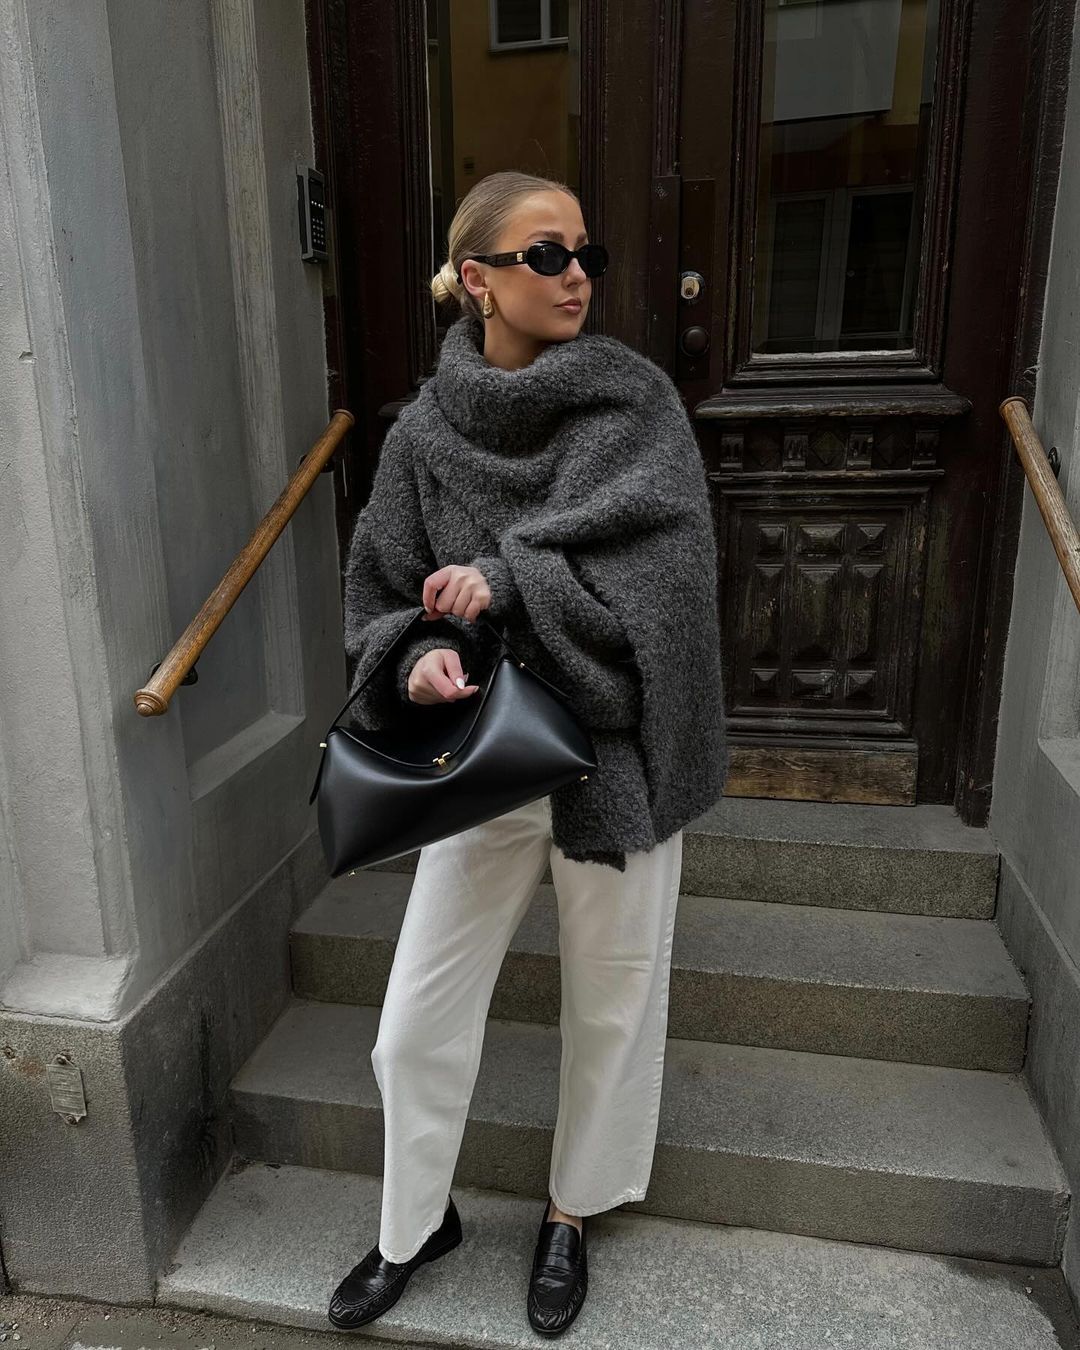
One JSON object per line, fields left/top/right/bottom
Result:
{"left": 406, "top": 647, "right": 480, "bottom": 704}
{"left": 421, "top": 565, "right": 492, "bottom": 623}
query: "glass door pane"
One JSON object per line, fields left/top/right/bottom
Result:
{"left": 752, "top": 0, "right": 939, "bottom": 355}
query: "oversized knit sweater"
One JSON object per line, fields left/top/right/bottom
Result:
{"left": 340, "top": 312, "right": 729, "bottom": 869}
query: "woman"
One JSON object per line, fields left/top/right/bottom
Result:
{"left": 327, "top": 170, "right": 728, "bottom": 1337}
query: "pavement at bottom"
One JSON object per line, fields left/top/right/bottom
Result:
{"left": 0, "top": 1294, "right": 433, "bottom": 1350}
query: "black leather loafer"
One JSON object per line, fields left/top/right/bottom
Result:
{"left": 327, "top": 1193, "right": 461, "bottom": 1330}
{"left": 527, "top": 1198, "right": 588, "bottom": 1336}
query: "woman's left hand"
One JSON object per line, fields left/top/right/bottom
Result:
{"left": 421, "top": 564, "right": 492, "bottom": 623}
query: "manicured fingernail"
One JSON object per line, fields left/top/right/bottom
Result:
{"left": 456, "top": 677, "right": 466, "bottom": 689}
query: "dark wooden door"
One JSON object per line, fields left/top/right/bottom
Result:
{"left": 308, "top": 0, "right": 1067, "bottom": 821}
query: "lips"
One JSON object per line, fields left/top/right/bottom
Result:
{"left": 557, "top": 300, "right": 582, "bottom": 311}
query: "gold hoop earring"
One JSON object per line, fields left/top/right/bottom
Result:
{"left": 482, "top": 291, "right": 495, "bottom": 319}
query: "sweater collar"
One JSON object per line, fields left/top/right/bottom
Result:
{"left": 429, "top": 312, "right": 638, "bottom": 451}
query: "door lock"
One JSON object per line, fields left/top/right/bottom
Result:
{"left": 680, "top": 270, "right": 705, "bottom": 301}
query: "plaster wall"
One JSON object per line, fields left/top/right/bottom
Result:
{"left": 990, "top": 3, "right": 1080, "bottom": 1309}
{"left": 0, "top": 0, "right": 342, "bottom": 1020}
{"left": 0, "top": 0, "right": 345, "bottom": 1295}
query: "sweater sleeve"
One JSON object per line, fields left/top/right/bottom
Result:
{"left": 465, "top": 551, "right": 525, "bottom": 624}
{"left": 496, "top": 534, "right": 643, "bottom": 730}
{"left": 342, "top": 421, "right": 477, "bottom": 722}
{"left": 490, "top": 382, "right": 709, "bottom": 733}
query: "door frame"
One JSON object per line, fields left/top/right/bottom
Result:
{"left": 952, "top": 0, "right": 1076, "bottom": 823}
{"left": 304, "top": 0, "right": 1075, "bottom": 826}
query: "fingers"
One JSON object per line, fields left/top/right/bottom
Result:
{"left": 463, "top": 590, "right": 487, "bottom": 623}
{"left": 424, "top": 663, "right": 462, "bottom": 700}
{"left": 418, "top": 674, "right": 478, "bottom": 701}
{"left": 422, "top": 566, "right": 452, "bottom": 619}
{"left": 444, "top": 647, "right": 465, "bottom": 684}
{"left": 440, "top": 649, "right": 479, "bottom": 698}
{"left": 409, "top": 648, "right": 479, "bottom": 703}
{"left": 422, "top": 571, "right": 463, "bottom": 622}
{"left": 421, "top": 566, "right": 492, "bottom": 622}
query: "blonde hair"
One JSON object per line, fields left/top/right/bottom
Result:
{"left": 431, "top": 171, "right": 580, "bottom": 321}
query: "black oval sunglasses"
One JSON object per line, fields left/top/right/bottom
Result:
{"left": 455, "top": 240, "right": 609, "bottom": 283}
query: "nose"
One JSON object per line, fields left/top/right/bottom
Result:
{"left": 564, "top": 257, "right": 588, "bottom": 284}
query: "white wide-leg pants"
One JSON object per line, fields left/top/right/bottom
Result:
{"left": 369, "top": 791, "right": 684, "bottom": 1263}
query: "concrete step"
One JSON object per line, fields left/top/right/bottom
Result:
{"left": 363, "top": 797, "right": 1001, "bottom": 918}
{"left": 157, "top": 1161, "right": 1079, "bottom": 1349}
{"left": 291, "top": 874, "right": 1029, "bottom": 1070}
{"left": 229, "top": 999, "right": 1069, "bottom": 1266}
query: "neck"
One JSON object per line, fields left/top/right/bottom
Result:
{"left": 482, "top": 319, "right": 552, "bottom": 371}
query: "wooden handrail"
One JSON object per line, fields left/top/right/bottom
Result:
{"left": 1000, "top": 397, "right": 1080, "bottom": 616}
{"left": 134, "top": 409, "right": 355, "bottom": 716}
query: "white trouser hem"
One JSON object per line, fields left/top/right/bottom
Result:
{"left": 547, "top": 1182, "right": 649, "bottom": 1218}
{"left": 378, "top": 1200, "right": 448, "bottom": 1264}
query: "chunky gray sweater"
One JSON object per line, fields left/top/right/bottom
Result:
{"left": 341, "top": 312, "right": 729, "bottom": 869}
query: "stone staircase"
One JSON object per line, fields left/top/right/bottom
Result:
{"left": 157, "top": 798, "right": 1078, "bottom": 1348}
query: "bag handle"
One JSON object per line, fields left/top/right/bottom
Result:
{"left": 321, "top": 605, "right": 530, "bottom": 736}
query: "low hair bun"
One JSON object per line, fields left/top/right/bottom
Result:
{"left": 431, "top": 259, "right": 461, "bottom": 307}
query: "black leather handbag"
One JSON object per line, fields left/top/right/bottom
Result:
{"left": 308, "top": 605, "right": 598, "bottom": 874}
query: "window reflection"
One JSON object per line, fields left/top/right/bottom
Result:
{"left": 753, "top": 0, "right": 940, "bottom": 355}
{"left": 426, "top": 0, "right": 580, "bottom": 336}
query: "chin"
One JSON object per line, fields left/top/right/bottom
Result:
{"left": 521, "top": 311, "right": 587, "bottom": 347}
{"left": 552, "top": 307, "right": 586, "bottom": 330}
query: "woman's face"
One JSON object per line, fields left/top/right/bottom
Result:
{"left": 463, "top": 190, "right": 592, "bottom": 343}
